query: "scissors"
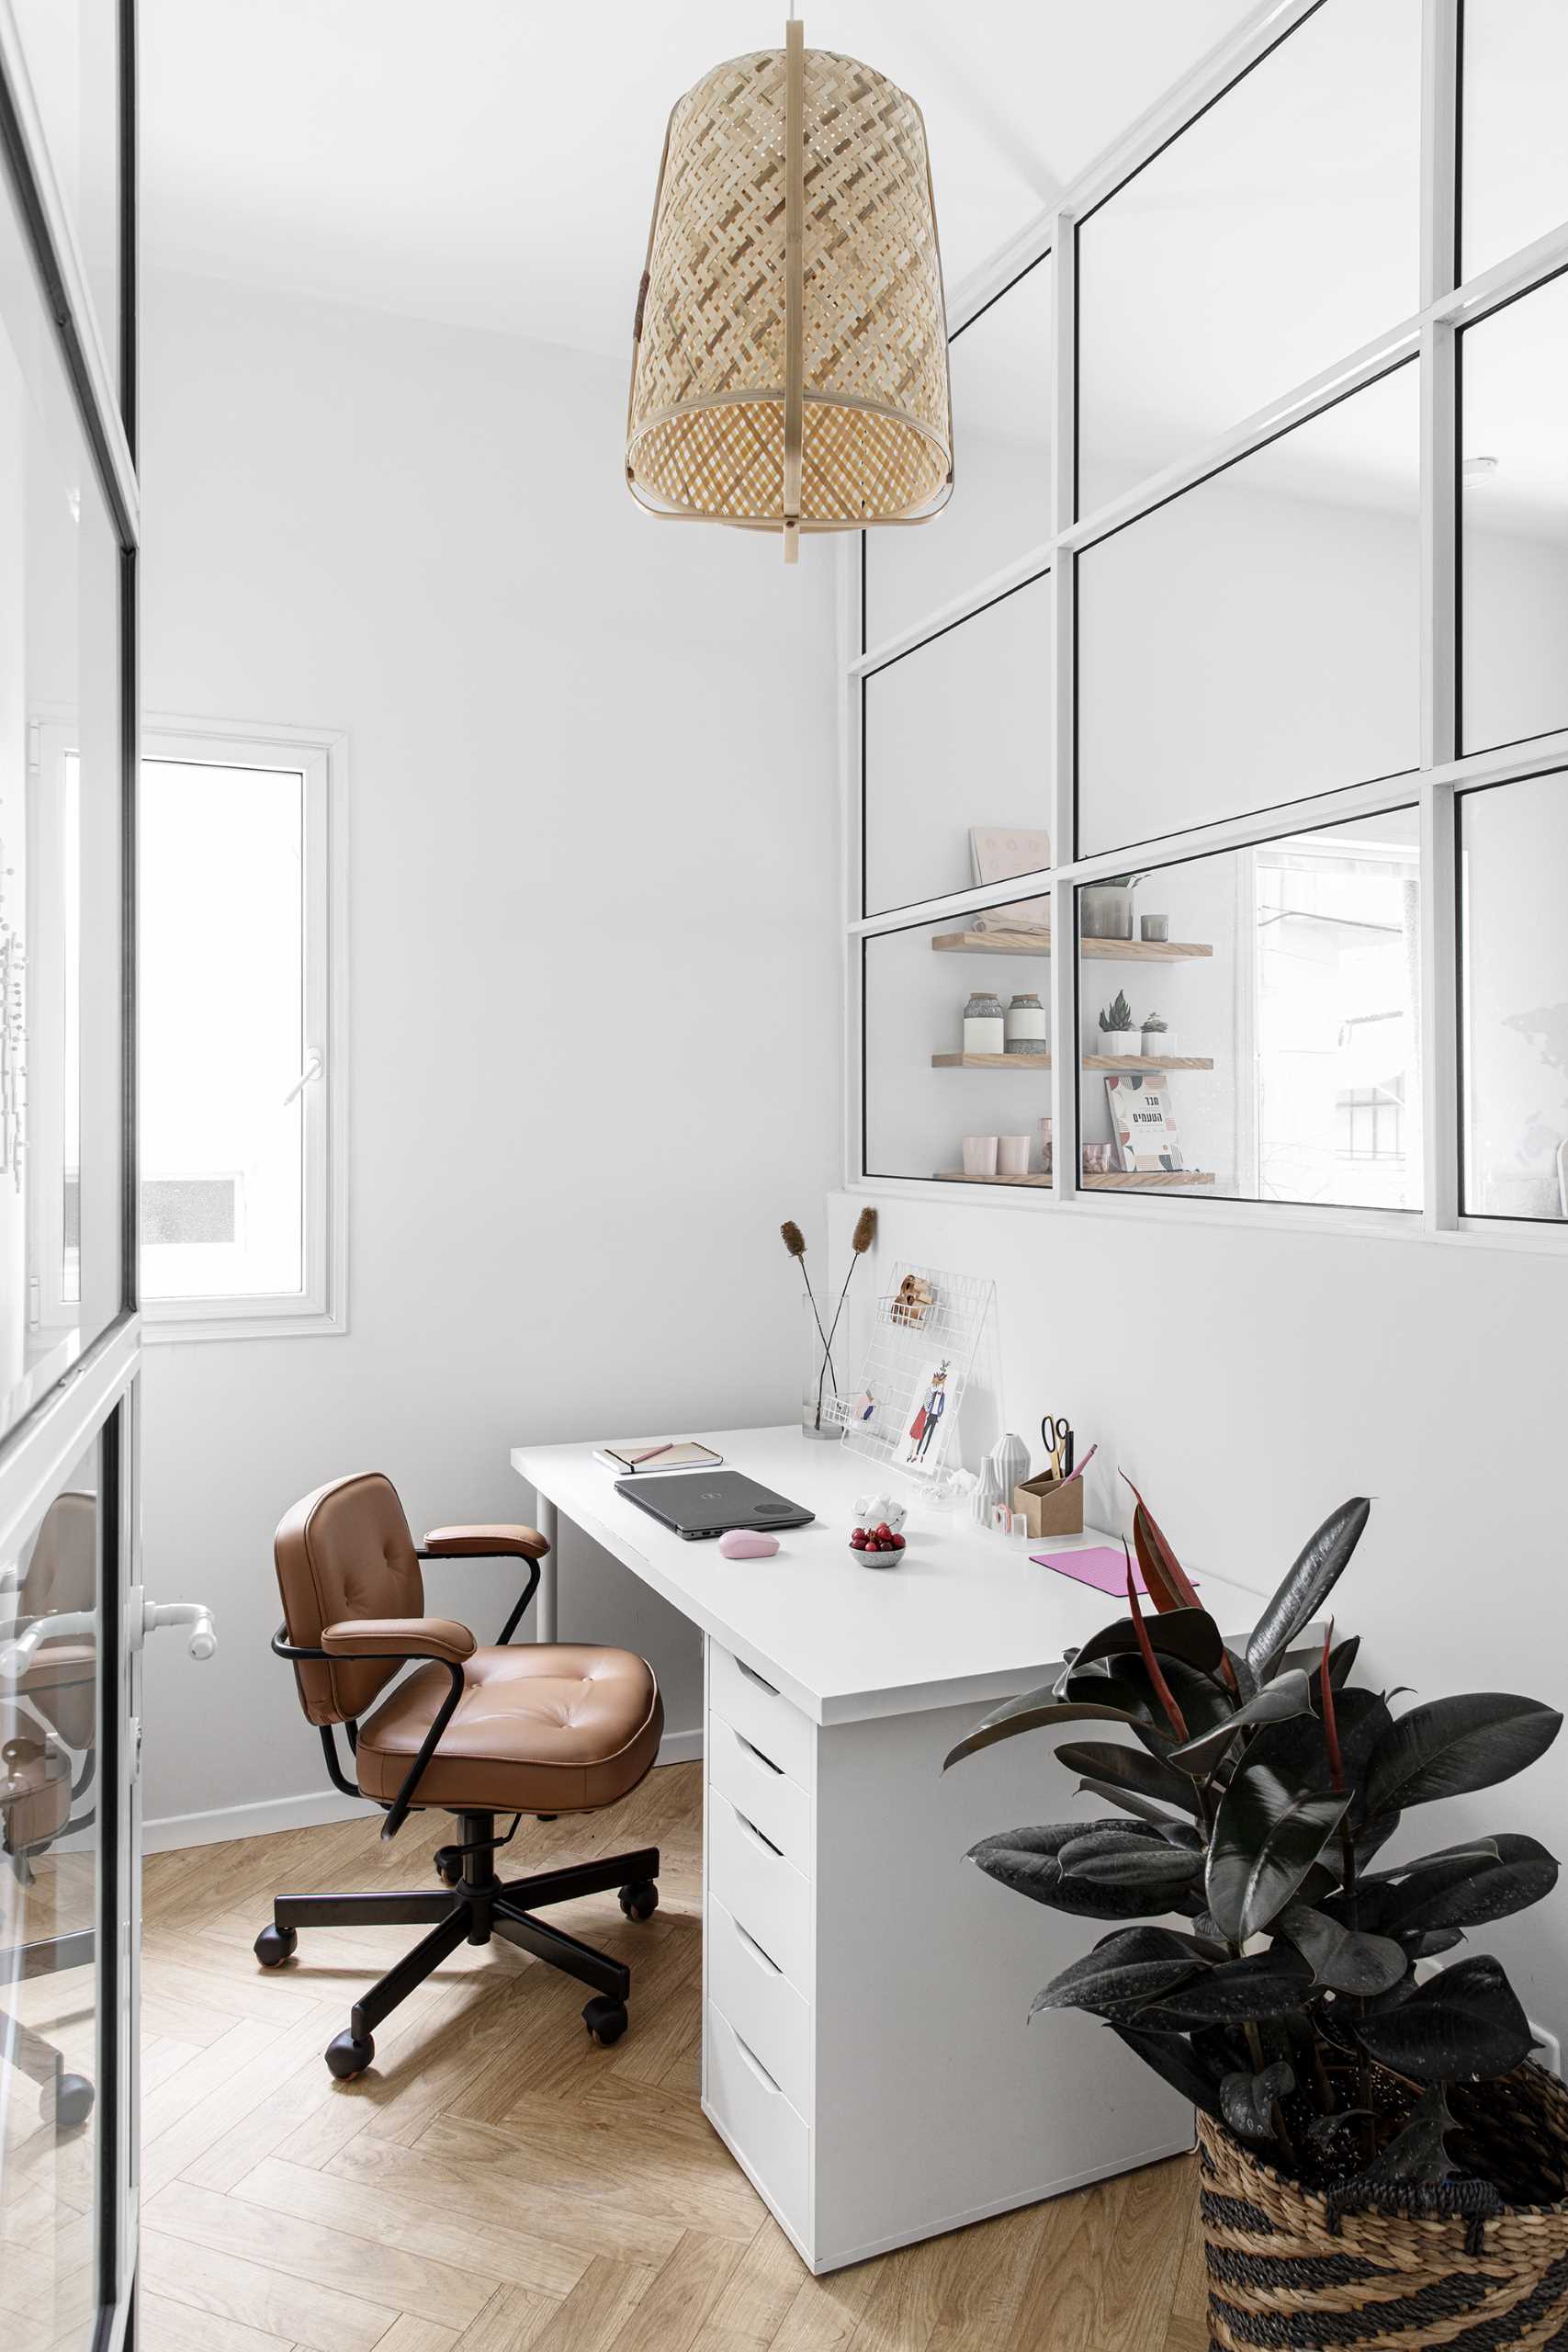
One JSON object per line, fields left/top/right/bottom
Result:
{"left": 1041, "top": 1414, "right": 1074, "bottom": 1482}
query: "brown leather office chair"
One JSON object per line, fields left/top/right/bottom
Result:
{"left": 258, "top": 1471, "right": 663, "bottom": 2079}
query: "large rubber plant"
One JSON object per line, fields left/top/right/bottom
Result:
{"left": 944, "top": 1484, "right": 1562, "bottom": 2202}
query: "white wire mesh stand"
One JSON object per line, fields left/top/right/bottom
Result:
{"left": 829, "top": 1260, "right": 997, "bottom": 1489}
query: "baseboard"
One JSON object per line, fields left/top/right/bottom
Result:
{"left": 142, "top": 1723, "right": 704, "bottom": 1852}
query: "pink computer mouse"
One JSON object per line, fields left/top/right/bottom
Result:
{"left": 718, "top": 1528, "right": 780, "bottom": 1560}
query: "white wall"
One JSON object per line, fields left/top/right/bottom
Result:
{"left": 138, "top": 269, "right": 839, "bottom": 1838}
{"left": 826, "top": 1186, "right": 1568, "bottom": 2036}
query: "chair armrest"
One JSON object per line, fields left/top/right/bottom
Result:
{"left": 320, "top": 1617, "right": 476, "bottom": 1666}
{"left": 421, "top": 1523, "right": 550, "bottom": 1560}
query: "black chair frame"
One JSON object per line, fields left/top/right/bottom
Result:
{"left": 260, "top": 1548, "right": 660, "bottom": 2079}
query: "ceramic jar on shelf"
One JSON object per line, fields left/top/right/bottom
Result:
{"left": 962, "top": 991, "right": 1005, "bottom": 1055}
{"left": 1003, "top": 992, "right": 1046, "bottom": 1055}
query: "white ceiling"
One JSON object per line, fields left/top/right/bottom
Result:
{"left": 141, "top": 0, "right": 1254, "bottom": 357}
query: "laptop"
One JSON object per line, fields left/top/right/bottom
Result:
{"left": 617, "top": 1469, "right": 815, "bottom": 1542}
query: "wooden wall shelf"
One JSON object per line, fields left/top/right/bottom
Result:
{"left": 930, "top": 1052, "right": 1213, "bottom": 1072}
{"left": 1083, "top": 1054, "right": 1213, "bottom": 1071}
{"left": 933, "top": 1169, "right": 1216, "bottom": 1191}
{"left": 931, "top": 1051, "right": 1051, "bottom": 1069}
{"left": 930, "top": 931, "right": 1213, "bottom": 963}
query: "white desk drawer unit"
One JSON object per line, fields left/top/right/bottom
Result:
{"left": 709, "top": 1643, "right": 815, "bottom": 1788}
{"left": 705, "top": 2002, "right": 809, "bottom": 2242}
{"left": 707, "top": 1712, "right": 812, "bottom": 1868}
{"left": 707, "top": 1787, "right": 815, "bottom": 1996}
{"left": 708, "top": 1893, "right": 811, "bottom": 2115}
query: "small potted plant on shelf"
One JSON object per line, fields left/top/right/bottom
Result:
{"left": 1141, "top": 1008, "right": 1172, "bottom": 1059}
{"left": 1098, "top": 989, "right": 1139, "bottom": 1057}
{"left": 943, "top": 1486, "right": 1567, "bottom": 2349}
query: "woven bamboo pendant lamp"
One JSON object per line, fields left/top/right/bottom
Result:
{"left": 626, "top": 17, "right": 953, "bottom": 562}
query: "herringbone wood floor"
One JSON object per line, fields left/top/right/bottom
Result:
{"left": 22, "top": 1763, "right": 1212, "bottom": 2352}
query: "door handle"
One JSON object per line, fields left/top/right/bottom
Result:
{"left": 0, "top": 1608, "right": 95, "bottom": 1681}
{"left": 130, "top": 1589, "right": 217, "bottom": 1659}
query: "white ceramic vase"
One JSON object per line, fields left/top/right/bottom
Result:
{"left": 987, "top": 1430, "right": 1030, "bottom": 1521}
{"left": 1143, "top": 1029, "right": 1173, "bottom": 1058}
{"left": 971, "top": 1454, "right": 1004, "bottom": 1528}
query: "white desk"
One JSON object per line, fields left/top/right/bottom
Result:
{"left": 512, "top": 1425, "right": 1259, "bottom": 2275}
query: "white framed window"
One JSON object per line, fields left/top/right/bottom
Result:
{"left": 844, "top": 0, "right": 1568, "bottom": 1251}
{"left": 138, "top": 717, "right": 347, "bottom": 1339}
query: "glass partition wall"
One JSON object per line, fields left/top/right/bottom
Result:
{"left": 850, "top": 0, "right": 1568, "bottom": 1237}
{"left": 0, "top": 9, "right": 140, "bottom": 2352}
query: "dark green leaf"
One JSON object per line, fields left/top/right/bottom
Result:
{"left": 1247, "top": 1687, "right": 1393, "bottom": 1806}
{"left": 1245, "top": 1498, "right": 1371, "bottom": 1684}
{"left": 1109, "top": 2023, "right": 1225, "bottom": 2121}
{"left": 1062, "top": 1609, "right": 1225, "bottom": 1682}
{"left": 1275, "top": 1903, "right": 1407, "bottom": 1995}
{"left": 1167, "top": 1669, "right": 1315, "bottom": 1779}
{"left": 1059, "top": 1742, "right": 1204, "bottom": 1819}
{"left": 1220, "top": 2062, "right": 1295, "bottom": 2144}
{"left": 1059, "top": 1839, "right": 1203, "bottom": 1890}
{"left": 1137, "top": 1949, "right": 1314, "bottom": 2029}
{"left": 1349, "top": 2086, "right": 1458, "bottom": 2188}
{"left": 1367, "top": 1836, "right": 1557, "bottom": 1937}
{"left": 1353, "top": 1954, "right": 1534, "bottom": 2082}
{"left": 1207, "top": 1765, "right": 1350, "bottom": 1942}
{"left": 1030, "top": 1927, "right": 1210, "bottom": 2020}
{"left": 1365, "top": 1695, "right": 1563, "bottom": 1814}
{"left": 943, "top": 1686, "right": 1143, "bottom": 1771}
{"left": 968, "top": 1821, "right": 1197, "bottom": 1921}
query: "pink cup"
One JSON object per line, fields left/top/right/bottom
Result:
{"left": 962, "top": 1135, "right": 998, "bottom": 1178}
{"left": 998, "top": 1136, "right": 1031, "bottom": 1178}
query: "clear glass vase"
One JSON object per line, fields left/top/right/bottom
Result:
{"left": 802, "top": 1288, "right": 844, "bottom": 1440}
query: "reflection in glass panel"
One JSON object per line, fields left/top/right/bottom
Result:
{"left": 1076, "top": 0, "right": 1420, "bottom": 515}
{"left": 1459, "top": 271, "right": 1568, "bottom": 755}
{"left": 1076, "top": 809, "right": 1422, "bottom": 1211}
{"left": 8, "top": 2, "right": 121, "bottom": 392}
{"left": 0, "top": 153, "right": 123, "bottom": 1435}
{"left": 1077, "top": 365, "right": 1419, "bottom": 858}
{"left": 0, "top": 1441, "right": 101, "bottom": 2351}
{"left": 863, "top": 572, "right": 1049, "bottom": 917}
{"left": 864, "top": 255, "right": 1051, "bottom": 648}
{"left": 864, "top": 917, "right": 1052, "bottom": 1187}
{"left": 1461, "top": 0, "right": 1568, "bottom": 283}
{"left": 1461, "top": 772, "right": 1568, "bottom": 1220}
{"left": 141, "top": 761, "right": 306, "bottom": 1300}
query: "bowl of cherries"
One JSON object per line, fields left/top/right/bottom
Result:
{"left": 850, "top": 1520, "right": 906, "bottom": 1566}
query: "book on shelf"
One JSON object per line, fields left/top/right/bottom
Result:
{"left": 1104, "top": 1071, "right": 1186, "bottom": 1172}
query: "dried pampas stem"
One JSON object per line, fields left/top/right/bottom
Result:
{"left": 818, "top": 1208, "right": 878, "bottom": 1425}
{"left": 783, "top": 1219, "right": 836, "bottom": 1388}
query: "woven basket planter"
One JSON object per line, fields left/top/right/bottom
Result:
{"left": 1197, "top": 2064, "right": 1568, "bottom": 2349}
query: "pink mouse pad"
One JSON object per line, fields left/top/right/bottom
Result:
{"left": 1030, "top": 1544, "right": 1200, "bottom": 1598}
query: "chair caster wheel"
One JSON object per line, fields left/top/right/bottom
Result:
{"left": 434, "top": 1849, "right": 463, "bottom": 1887}
{"left": 583, "top": 1997, "right": 627, "bottom": 2047}
{"left": 43, "top": 2073, "right": 95, "bottom": 2129}
{"left": 325, "top": 2030, "right": 374, "bottom": 2080}
{"left": 618, "top": 1881, "right": 659, "bottom": 1923}
{"left": 254, "top": 1923, "right": 298, "bottom": 1968}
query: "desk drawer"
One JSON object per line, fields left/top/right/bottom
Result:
{"left": 705, "top": 1999, "right": 809, "bottom": 2245}
{"left": 707, "top": 1789, "right": 814, "bottom": 1997}
{"left": 708, "top": 1713, "right": 812, "bottom": 1871}
{"left": 708, "top": 1894, "right": 810, "bottom": 2118}
{"left": 709, "top": 1644, "right": 814, "bottom": 1790}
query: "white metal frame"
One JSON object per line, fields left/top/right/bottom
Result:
{"left": 139, "top": 716, "right": 349, "bottom": 1341}
{"left": 840, "top": 0, "right": 1568, "bottom": 1253}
